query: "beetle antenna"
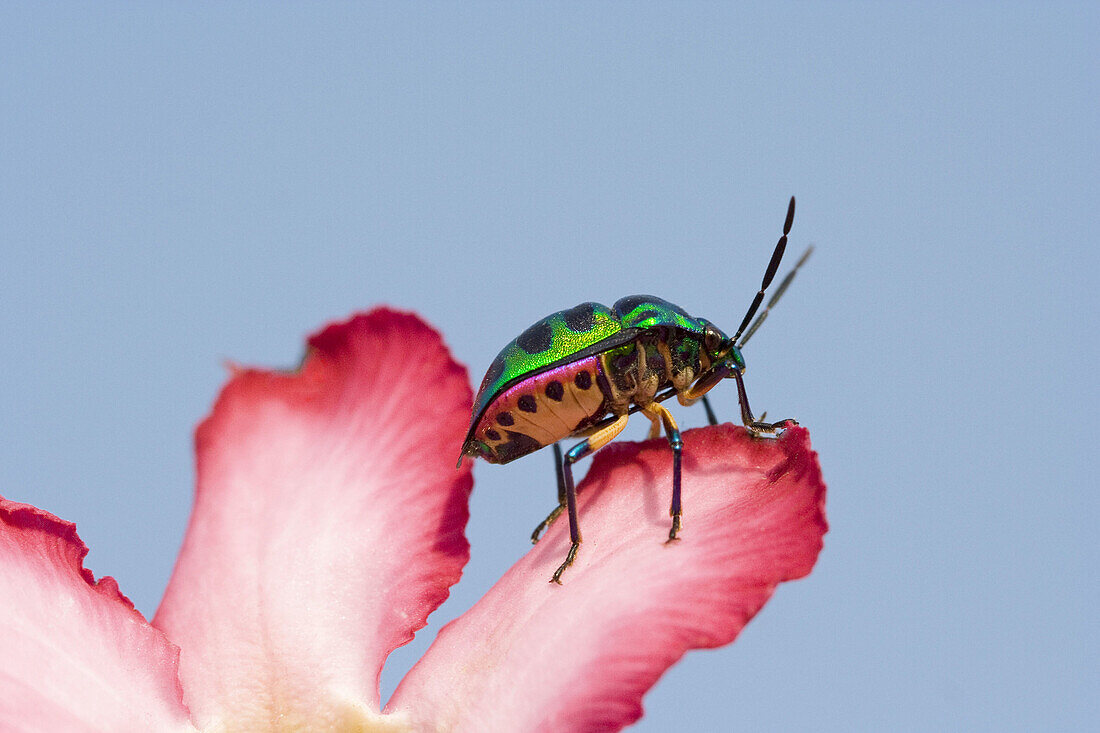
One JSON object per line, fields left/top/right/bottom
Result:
{"left": 737, "top": 244, "right": 813, "bottom": 348}
{"left": 733, "top": 196, "right": 795, "bottom": 344}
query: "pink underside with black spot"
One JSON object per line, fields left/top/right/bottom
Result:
{"left": 474, "top": 356, "right": 608, "bottom": 463}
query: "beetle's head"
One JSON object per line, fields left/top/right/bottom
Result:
{"left": 702, "top": 322, "right": 746, "bottom": 374}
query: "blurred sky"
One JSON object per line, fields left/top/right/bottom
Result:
{"left": 1, "top": 3, "right": 1096, "bottom": 731}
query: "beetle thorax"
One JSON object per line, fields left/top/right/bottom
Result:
{"left": 598, "top": 330, "right": 707, "bottom": 415}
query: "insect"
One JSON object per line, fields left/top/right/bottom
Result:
{"left": 461, "top": 197, "right": 811, "bottom": 583}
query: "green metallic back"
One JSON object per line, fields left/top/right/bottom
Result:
{"left": 470, "top": 296, "right": 710, "bottom": 430}
{"left": 610, "top": 295, "right": 706, "bottom": 333}
{"left": 470, "top": 302, "right": 625, "bottom": 422}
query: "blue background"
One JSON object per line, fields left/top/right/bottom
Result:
{"left": 2, "top": 4, "right": 1096, "bottom": 731}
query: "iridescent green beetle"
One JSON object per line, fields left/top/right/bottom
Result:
{"left": 461, "top": 197, "right": 811, "bottom": 583}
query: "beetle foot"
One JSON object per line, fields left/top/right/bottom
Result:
{"left": 550, "top": 541, "right": 580, "bottom": 584}
{"left": 748, "top": 418, "right": 797, "bottom": 437}
{"left": 531, "top": 505, "right": 564, "bottom": 544}
{"left": 666, "top": 515, "right": 682, "bottom": 543}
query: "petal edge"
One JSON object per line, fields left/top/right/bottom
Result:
{"left": 389, "top": 424, "right": 826, "bottom": 733}
{"left": 0, "top": 497, "right": 193, "bottom": 732}
{"left": 155, "top": 307, "right": 474, "bottom": 730}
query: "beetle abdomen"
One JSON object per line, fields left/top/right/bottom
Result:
{"left": 469, "top": 302, "right": 624, "bottom": 425}
{"left": 463, "top": 357, "right": 606, "bottom": 464}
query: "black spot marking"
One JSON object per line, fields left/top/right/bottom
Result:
{"left": 517, "top": 395, "right": 538, "bottom": 413}
{"left": 497, "top": 411, "right": 515, "bottom": 426}
{"left": 574, "top": 370, "right": 592, "bottom": 390}
{"left": 545, "top": 380, "right": 564, "bottom": 401}
{"left": 563, "top": 303, "right": 597, "bottom": 333}
{"left": 516, "top": 319, "right": 554, "bottom": 354}
{"left": 612, "top": 295, "right": 690, "bottom": 320}
{"left": 495, "top": 430, "right": 543, "bottom": 463}
{"left": 484, "top": 428, "right": 501, "bottom": 441}
{"left": 612, "top": 295, "right": 652, "bottom": 316}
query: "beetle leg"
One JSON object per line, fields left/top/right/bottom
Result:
{"left": 701, "top": 395, "right": 719, "bottom": 426}
{"left": 679, "top": 362, "right": 736, "bottom": 403}
{"left": 551, "top": 414, "right": 630, "bottom": 584}
{"left": 641, "top": 402, "right": 684, "bottom": 542}
{"left": 679, "top": 364, "right": 734, "bottom": 424}
{"left": 731, "top": 368, "right": 796, "bottom": 434}
{"left": 645, "top": 411, "right": 662, "bottom": 440}
{"left": 531, "top": 443, "right": 566, "bottom": 543}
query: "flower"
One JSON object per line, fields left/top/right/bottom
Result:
{"left": 0, "top": 308, "right": 827, "bottom": 732}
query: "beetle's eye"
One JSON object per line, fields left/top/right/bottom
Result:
{"left": 704, "top": 325, "right": 723, "bottom": 354}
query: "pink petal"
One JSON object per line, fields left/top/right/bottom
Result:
{"left": 153, "top": 309, "right": 473, "bottom": 730}
{"left": 0, "top": 497, "right": 193, "bottom": 732}
{"left": 388, "top": 424, "right": 826, "bottom": 733}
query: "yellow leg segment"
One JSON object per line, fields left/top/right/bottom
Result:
{"left": 586, "top": 413, "right": 630, "bottom": 451}
{"left": 641, "top": 401, "right": 680, "bottom": 438}
{"left": 645, "top": 411, "right": 662, "bottom": 440}
{"left": 678, "top": 372, "right": 724, "bottom": 403}
{"left": 640, "top": 401, "right": 685, "bottom": 541}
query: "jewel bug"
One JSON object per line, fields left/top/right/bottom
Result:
{"left": 461, "top": 197, "right": 811, "bottom": 583}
